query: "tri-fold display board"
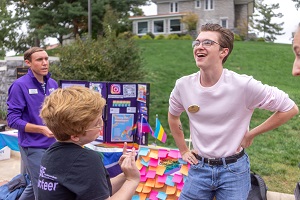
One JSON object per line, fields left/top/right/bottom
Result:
{"left": 59, "top": 80, "right": 150, "bottom": 145}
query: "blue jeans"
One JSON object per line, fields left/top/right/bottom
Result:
{"left": 180, "top": 153, "right": 251, "bottom": 200}
{"left": 19, "top": 146, "right": 47, "bottom": 200}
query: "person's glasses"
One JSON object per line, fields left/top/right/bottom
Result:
{"left": 85, "top": 122, "right": 103, "bottom": 132}
{"left": 192, "top": 39, "right": 224, "bottom": 48}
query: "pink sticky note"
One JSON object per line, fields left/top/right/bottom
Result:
{"left": 140, "top": 166, "right": 147, "bottom": 176}
{"left": 158, "top": 149, "right": 168, "bottom": 158}
{"left": 172, "top": 174, "right": 183, "bottom": 183}
{"left": 177, "top": 181, "right": 184, "bottom": 190}
{"left": 149, "top": 190, "right": 158, "bottom": 200}
{"left": 146, "top": 170, "right": 156, "bottom": 178}
{"left": 149, "top": 158, "right": 158, "bottom": 167}
{"left": 140, "top": 174, "right": 147, "bottom": 182}
{"left": 168, "top": 149, "right": 180, "bottom": 158}
{"left": 157, "top": 174, "right": 167, "bottom": 183}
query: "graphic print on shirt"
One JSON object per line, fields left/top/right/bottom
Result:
{"left": 38, "top": 165, "right": 59, "bottom": 192}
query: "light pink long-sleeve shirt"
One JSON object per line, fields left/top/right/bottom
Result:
{"left": 169, "top": 69, "right": 295, "bottom": 158}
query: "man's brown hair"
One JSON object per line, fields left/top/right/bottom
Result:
{"left": 24, "top": 47, "right": 45, "bottom": 61}
{"left": 200, "top": 23, "right": 234, "bottom": 64}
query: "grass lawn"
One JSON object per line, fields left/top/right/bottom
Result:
{"left": 137, "top": 40, "right": 300, "bottom": 194}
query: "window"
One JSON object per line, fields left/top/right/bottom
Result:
{"left": 205, "top": 0, "right": 214, "bottom": 10}
{"left": 221, "top": 19, "right": 228, "bottom": 28}
{"left": 195, "top": 0, "right": 201, "bottom": 8}
{"left": 170, "top": 2, "right": 178, "bottom": 13}
{"left": 153, "top": 20, "right": 164, "bottom": 33}
{"left": 170, "top": 19, "right": 181, "bottom": 32}
{"left": 137, "top": 21, "right": 148, "bottom": 34}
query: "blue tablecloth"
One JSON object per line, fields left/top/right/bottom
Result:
{"left": 0, "top": 130, "right": 19, "bottom": 151}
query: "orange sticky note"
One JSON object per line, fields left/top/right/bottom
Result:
{"left": 141, "top": 155, "right": 151, "bottom": 162}
{"left": 154, "top": 180, "right": 164, "bottom": 188}
{"left": 176, "top": 190, "right": 181, "bottom": 197}
{"left": 156, "top": 165, "right": 166, "bottom": 176}
{"left": 149, "top": 149, "right": 158, "bottom": 159}
{"left": 180, "top": 164, "right": 189, "bottom": 176}
{"left": 136, "top": 159, "right": 143, "bottom": 170}
{"left": 136, "top": 182, "right": 144, "bottom": 192}
{"left": 166, "top": 185, "right": 177, "bottom": 194}
{"left": 149, "top": 166, "right": 156, "bottom": 171}
{"left": 145, "top": 178, "right": 155, "bottom": 187}
{"left": 139, "top": 192, "right": 147, "bottom": 200}
{"left": 142, "top": 185, "right": 152, "bottom": 193}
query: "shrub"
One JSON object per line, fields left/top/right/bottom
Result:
{"left": 166, "top": 34, "right": 180, "bottom": 40}
{"left": 131, "top": 35, "right": 140, "bottom": 40}
{"left": 0, "top": 109, "right": 7, "bottom": 120}
{"left": 141, "top": 35, "right": 153, "bottom": 40}
{"left": 146, "top": 32, "right": 155, "bottom": 39}
{"left": 154, "top": 34, "right": 165, "bottom": 40}
{"left": 180, "top": 34, "right": 193, "bottom": 40}
{"left": 234, "top": 34, "right": 242, "bottom": 41}
{"left": 257, "top": 37, "right": 265, "bottom": 42}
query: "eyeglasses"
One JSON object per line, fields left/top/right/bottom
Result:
{"left": 85, "top": 122, "right": 103, "bottom": 132}
{"left": 192, "top": 39, "right": 224, "bottom": 48}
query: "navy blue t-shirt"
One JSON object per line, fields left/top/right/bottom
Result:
{"left": 38, "top": 142, "right": 112, "bottom": 200}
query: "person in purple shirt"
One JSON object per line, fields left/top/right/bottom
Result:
{"left": 7, "top": 47, "right": 58, "bottom": 200}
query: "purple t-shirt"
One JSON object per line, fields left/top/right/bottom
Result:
{"left": 7, "top": 68, "right": 58, "bottom": 148}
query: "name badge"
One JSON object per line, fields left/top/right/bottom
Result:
{"left": 29, "top": 89, "right": 38, "bottom": 94}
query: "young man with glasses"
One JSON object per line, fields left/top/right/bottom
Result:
{"left": 38, "top": 86, "right": 140, "bottom": 200}
{"left": 168, "top": 23, "right": 298, "bottom": 199}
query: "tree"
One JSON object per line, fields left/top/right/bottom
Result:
{"left": 250, "top": 0, "right": 284, "bottom": 42}
{"left": 291, "top": 0, "right": 300, "bottom": 10}
{"left": 50, "top": 7, "right": 145, "bottom": 83}
{"left": 0, "top": 1, "right": 19, "bottom": 56}
{"left": 4, "top": 0, "right": 149, "bottom": 54}
{"left": 181, "top": 12, "right": 198, "bottom": 32}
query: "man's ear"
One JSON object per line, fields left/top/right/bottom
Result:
{"left": 70, "top": 135, "right": 80, "bottom": 142}
{"left": 220, "top": 48, "right": 229, "bottom": 58}
{"left": 24, "top": 59, "right": 31, "bottom": 66}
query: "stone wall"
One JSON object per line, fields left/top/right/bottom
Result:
{"left": 0, "top": 56, "right": 59, "bottom": 118}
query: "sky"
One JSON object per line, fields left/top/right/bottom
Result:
{"left": 140, "top": 0, "right": 300, "bottom": 44}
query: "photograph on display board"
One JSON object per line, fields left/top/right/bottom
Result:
{"left": 110, "top": 113, "right": 135, "bottom": 142}
{"left": 137, "top": 84, "right": 147, "bottom": 103}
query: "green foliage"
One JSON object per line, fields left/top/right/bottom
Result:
{"left": 136, "top": 40, "right": 299, "bottom": 193}
{"left": 0, "top": 109, "right": 7, "bottom": 120}
{"left": 180, "top": 34, "right": 193, "bottom": 40}
{"left": 250, "top": 0, "right": 284, "bottom": 42}
{"left": 132, "top": 35, "right": 140, "bottom": 40}
{"left": 3, "top": 0, "right": 148, "bottom": 53}
{"left": 234, "top": 34, "right": 242, "bottom": 41}
{"left": 166, "top": 34, "right": 180, "bottom": 40}
{"left": 50, "top": 9, "right": 145, "bottom": 82}
{"left": 141, "top": 35, "right": 152, "bottom": 40}
{"left": 146, "top": 32, "right": 155, "bottom": 39}
{"left": 181, "top": 12, "right": 198, "bottom": 31}
{"left": 154, "top": 34, "right": 165, "bottom": 40}
{"left": 257, "top": 37, "right": 265, "bottom": 42}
